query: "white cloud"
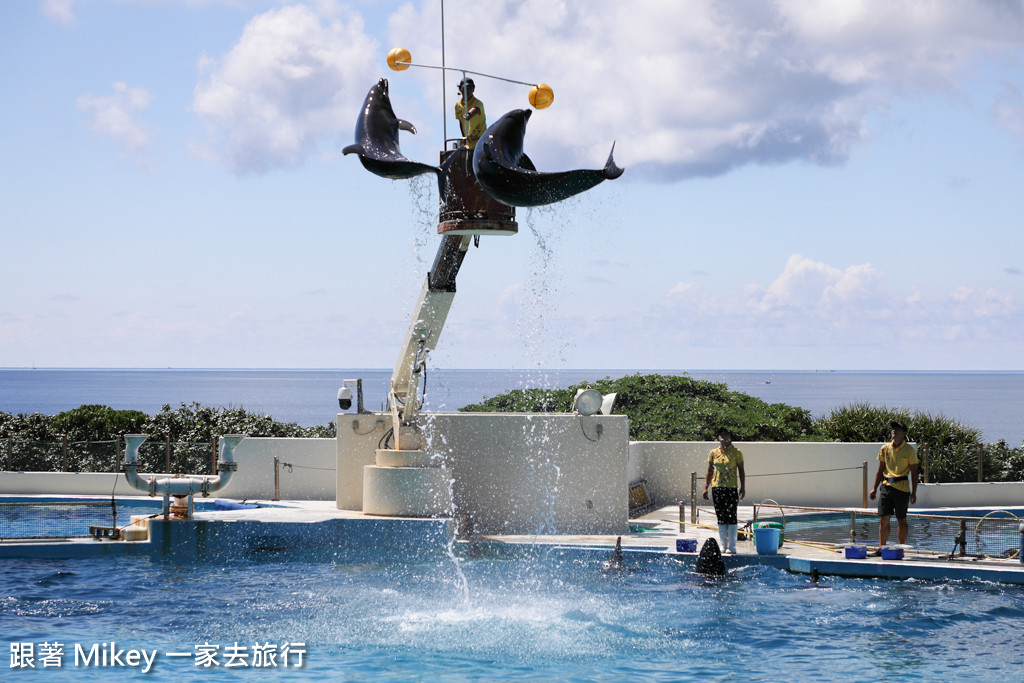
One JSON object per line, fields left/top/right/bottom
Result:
{"left": 41, "top": 0, "right": 76, "bottom": 26}
{"left": 191, "top": 4, "right": 379, "bottom": 174}
{"left": 77, "top": 82, "right": 154, "bottom": 151}
{"left": 948, "top": 286, "right": 1016, "bottom": 317}
{"left": 994, "top": 80, "right": 1024, "bottom": 136}
{"left": 389, "top": 0, "right": 1024, "bottom": 179}
{"left": 753, "top": 254, "right": 883, "bottom": 313}
{"left": 176, "top": 0, "right": 1024, "bottom": 177}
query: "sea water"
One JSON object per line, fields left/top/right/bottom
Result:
{"left": 3, "top": 547, "right": 1023, "bottom": 681}
{"left": 1, "top": 368, "right": 1023, "bottom": 446}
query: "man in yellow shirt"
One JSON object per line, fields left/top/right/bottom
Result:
{"left": 869, "top": 420, "right": 920, "bottom": 550}
{"left": 455, "top": 78, "right": 486, "bottom": 149}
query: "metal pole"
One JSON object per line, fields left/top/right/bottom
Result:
{"left": 922, "top": 443, "right": 929, "bottom": 483}
{"left": 678, "top": 500, "right": 685, "bottom": 532}
{"left": 165, "top": 436, "right": 171, "bottom": 473}
{"left": 61, "top": 434, "right": 68, "bottom": 472}
{"left": 212, "top": 437, "right": 218, "bottom": 475}
{"left": 274, "top": 455, "right": 281, "bottom": 502}
{"left": 862, "top": 461, "right": 868, "bottom": 508}
{"left": 977, "top": 443, "right": 983, "bottom": 482}
{"left": 113, "top": 435, "right": 120, "bottom": 473}
{"left": 690, "top": 472, "right": 697, "bottom": 525}
{"left": 440, "top": 0, "right": 447, "bottom": 144}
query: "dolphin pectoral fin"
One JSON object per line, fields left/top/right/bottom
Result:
{"left": 342, "top": 144, "right": 363, "bottom": 156}
{"left": 397, "top": 119, "right": 417, "bottom": 134}
{"left": 518, "top": 154, "right": 537, "bottom": 172}
{"left": 603, "top": 142, "right": 624, "bottom": 179}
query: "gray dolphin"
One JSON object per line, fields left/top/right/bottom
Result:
{"left": 471, "top": 108, "right": 623, "bottom": 207}
{"left": 695, "top": 538, "right": 726, "bottom": 576}
{"left": 603, "top": 536, "right": 625, "bottom": 571}
{"left": 343, "top": 78, "right": 438, "bottom": 179}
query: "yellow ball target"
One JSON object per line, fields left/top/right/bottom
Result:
{"left": 528, "top": 83, "right": 554, "bottom": 109}
{"left": 387, "top": 48, "right": 411, "bottom": 71}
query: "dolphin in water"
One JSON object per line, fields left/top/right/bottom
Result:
{"left": 695, "top": 538, "right": 726, "bottom": 576}
{"left": 343, "top": 78, "right": 438, "bottom": 179}
{"left": 603, "top": 536, "right": 625, "bottom": 571}
{"left": 471, "top": 109, "right": 623, "bottom": 207}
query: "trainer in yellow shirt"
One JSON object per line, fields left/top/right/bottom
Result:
{"left": 869, "top": 420, "right": 919, "bottom": 548}
{"left": 454, "top": 78, "right": 486, "bottom": 149}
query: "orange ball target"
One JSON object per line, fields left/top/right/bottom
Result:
{"left": 387, "top": 48, "right": 411, "bottom": 71}
{"left": 528, "top": 83, "right": 554, "bottom": 109}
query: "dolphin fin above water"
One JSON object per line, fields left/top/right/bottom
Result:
{"left": 472, "top": 108, "right": 623, "bottom": 207}
{"left": 608, "top": 536, "right": 624, "bottom": 569}
{"left": 695, "top": 538, "right": 726, "bottom": 576}
{"left": 343, "top": 78, "right": 439, "bottom": 180}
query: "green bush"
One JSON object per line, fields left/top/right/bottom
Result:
{"left": 814, "top": 403, "right": 985, "bottom": 483}
{"left": 462, "top": 373, "right": 815, "bottom": 442}
{"left": 461, "top": 374, "right": 1022, "bottom": 484}
{"left": 0, "top": 403, "right": 335, "bottom": 473}
{"left": 52, "top": 405, "right": 149, "bottom": 441}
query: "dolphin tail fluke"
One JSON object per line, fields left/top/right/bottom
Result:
{"left": 603, "top": 142, "right": 624, "bottom": 180}
{"left": 342, "top": 144, "right": 363, "bottom": 156}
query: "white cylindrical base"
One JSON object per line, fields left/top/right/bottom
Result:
{"left": 375, "top": 448, "right": 433, "bottom": 468}
{"left": 362, "top": 465, "right": 452, "bottom": 517}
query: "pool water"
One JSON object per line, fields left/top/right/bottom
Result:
{"left": 764, "top": 508, "right": 1024, "bottom": 557}
{"left": 3, "top": 545, "right": 1023, "bottom": 681}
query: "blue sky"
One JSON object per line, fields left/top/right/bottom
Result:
{"left": 2, "top": 0, "right": 1023, "bottom": 371}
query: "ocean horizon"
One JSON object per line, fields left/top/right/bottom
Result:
{"left": 2, "top": 368, "right": 1022, "bottom": 446}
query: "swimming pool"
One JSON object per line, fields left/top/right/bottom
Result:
{"left": 757, "top": 507, "right": 1024, "bottom": 558}
{"left": 0, "top": 498, "right": 262, "bottom": 542}
{"left": 4, "top": 544, "right": 1023, "bottom": 681}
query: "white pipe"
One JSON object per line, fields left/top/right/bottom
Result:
{"left": 123, "top": 434, "right": 243, "bottom": 497}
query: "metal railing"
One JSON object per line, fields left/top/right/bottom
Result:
{"left": 0, "top": 500, "right": 118, "bottom": 542}
{"left": 750, "top": 502, "right": 1021, "bottom": 559}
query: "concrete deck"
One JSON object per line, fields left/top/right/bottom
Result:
{"left": 3, "top": 498, "right": 1023, "bottom": 584}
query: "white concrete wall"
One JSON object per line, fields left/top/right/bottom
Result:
{"left": 0, "top": 437, "right": 337, "bottom": 501}
{"left": 5, "top": 433, "right": 1023, "bottom": 515}
{"left": 630, "top": 440, "right": 1024, "bottom": 509}
{"left": 338, "top": 412, "right": 630, "bottom": 535}
{"left": 632, "top": 441, "right": 880, "bottom": 508}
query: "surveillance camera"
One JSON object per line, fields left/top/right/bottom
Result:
{"left": 338, "top": 386, "right": 353, "bottom": 411}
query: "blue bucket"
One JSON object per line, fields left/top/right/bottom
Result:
{"left": 676, "top": 538, "right": 697, "bottom": 553}
{"left": 754, "top": 527, "right": 781, "bottom": 555}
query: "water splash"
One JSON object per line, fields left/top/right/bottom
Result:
{"left": 418, "top": 410, "right": 470, "bottom": 604}
{"left": 516, "top": 203, "right": 573, "bottom": 368}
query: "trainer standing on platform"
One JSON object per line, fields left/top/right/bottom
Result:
{"left": 703, "top": 427, "right": 745, "bottom": 554}
{"left": 869, "top": 420, "right": 920, "bottom": 549}
{"left": 454, "top": 77, "right": 485, "bottom": 149}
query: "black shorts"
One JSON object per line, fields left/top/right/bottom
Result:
{"left": 711, "top": 487, "right": 738, "bottom": 525}
{"left": 878, "top": 485, "right": 910, "bottom": 519}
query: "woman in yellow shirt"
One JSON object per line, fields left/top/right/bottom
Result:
{"left": 703, "top": 427, "right": 746, "bottom": 554}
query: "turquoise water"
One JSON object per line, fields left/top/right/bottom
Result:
{"left": 760, "top": 508, "right": 1024, "bottom": 556}
{"left": 3, "top": 546, "right": 1024, "bottom": 681}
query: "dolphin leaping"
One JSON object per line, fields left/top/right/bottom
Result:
{"left": 471, "top": 108, "right": 623, "bottom": 207}
{"left": 343, "top": 78, "right": 439, "bottom": 179}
